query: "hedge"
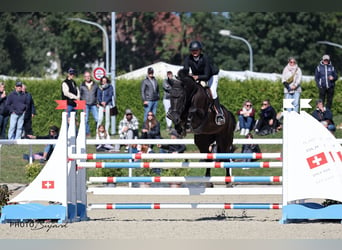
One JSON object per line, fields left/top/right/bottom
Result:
{"left": 2, "top": 77, "right": 341, "bottom": 136}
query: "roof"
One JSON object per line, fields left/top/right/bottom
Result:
{"left": 116, "top": 61, "right": 314, "bottom": 82}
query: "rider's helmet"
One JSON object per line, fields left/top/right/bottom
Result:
{"left": 189, "top": 40, "right": 202, "bottom": 51}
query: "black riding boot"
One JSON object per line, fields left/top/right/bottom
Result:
{"left": 213, "top": 97, "right": 225, "bottom": 125}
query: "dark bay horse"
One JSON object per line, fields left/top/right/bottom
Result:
{"left": 167, "top": 69, "right": 236, "bottom": 184}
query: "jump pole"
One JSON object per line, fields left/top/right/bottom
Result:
{"left": 88, "top": 203, "right": 282, "bottom": 210}
{"left": 70, "top": 152, "right": 281, "bottom": 160}
{"left": 77, "top": 161, "right": 282, "bottom": 169}
{"left": 88, "top": 176, "right": 282, "bottom": 184}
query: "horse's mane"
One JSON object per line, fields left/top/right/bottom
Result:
{"left": 177, "top": 69, "right": 199, "bottom": 94}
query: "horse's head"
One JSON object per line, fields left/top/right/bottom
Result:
{"left": 166, "top": 77, "right": 186, "bottom": 126}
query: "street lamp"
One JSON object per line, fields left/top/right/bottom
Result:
{"left": 67, "top": 18, "right": 109, "bottom": 74}
{"left": 219, "top": 29, "right": 253, "bottom": 72}
{"left": 317, "top": 41, "right": 342, "bottom": 49}
{"left": 67, "top": 17, "right": 117, "bottom": 135}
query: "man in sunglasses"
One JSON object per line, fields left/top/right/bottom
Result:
{"left": 254, "top": 99, "right": 279, "bottom": 136}
{"left": 315, "top": 54, "right": 338, "bottom": 110}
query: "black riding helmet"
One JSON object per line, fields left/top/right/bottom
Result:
{"left": 189, "top": 40, "right": 202, "bottom": 51}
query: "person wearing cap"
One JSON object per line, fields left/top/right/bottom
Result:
{"left": 26, "top": 125, "right": 59, "bottom": 161}
{"left": 314, "top": 54, "right": 338, "bottom": 110}
{"left": 61, "top": 68, "right": 80, "bottom": 117}
{"left": 97, "top": 76, "right": 113, "bottom": 134}
{"left": 281, "top": 57, "right": 302, "bottom": 112}
{"left": 115, "top": 108, "right": 140, "bottom": 151}
{"left": 312, "top": 99, "right": 336, "bottom": 133}
{"left": 80, "top": 71, "right": 99, "bottom": 137}
{"left": 141, "top": 67, "right": 160, "bottom": 122}
{"left": 183, "top": 40, "right": 225, "bottom": 126}
{"left": 6, "top": 81, "right": 29, "bottom": 139}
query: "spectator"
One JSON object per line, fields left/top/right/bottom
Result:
{"left": 241, "top": 133, "right": 261, "bottom": 162}
{"left": 6, "top": 81, "right": 29, "bottom": 139}
{"left": 141, "top": 112, "right": 161, "bottom": 140}
{"left": 312, "top": 99, "right": 336, "bottom": 133}
{"left": 80, "top": 71, "right": 99, "bottom": 137}
{"left": 22, "top": 84, "right": 36, "bottom": 138}
{"left": 97, "top": 76, "right": 113, "bottom": 133}
{"left": 115, "top": 109, "right": 139, "bottom": 152}
{"left": 141, "top": 67, "right": 160, "bottom": 122}
{"left": 255, "top": 99, "right": 279, "bottom": 136}
{"left": 135, "top": 144, "right": 157, "bottom": 179}
{"left": 315, "top": 54, "right": 338, "bottom": 110}
{"left": 95, "top": 124, "right": 115, "bottom": 152}
{"left": 0, "top": 82, "right": 9, "bottom": 139}
{"left": 281, "top": 57, "right": 302, "bottom": 112}
{"left": 237, "top": 100, "right": 256, "bottom": 136}
{"left": 61, "top": 68, "right": 80, "bottom": 117}
{"left": 183, "top": 40, "right": 224, "bottom": 125}
{"left": 26, "top": 125, "right": 59, "bottom": 162}
{"left": 162, "top": 71, "right": 174, "bottom": 131}
{"left": 158, "top": 129, "right": 186, "bottom": 154}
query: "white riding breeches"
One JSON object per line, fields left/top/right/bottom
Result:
{"left": 208, "top": 75, "right": 218, "bottom": 99}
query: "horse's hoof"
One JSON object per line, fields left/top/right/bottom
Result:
{"left": 226, "top": 183, "right": 234, "bottom": 188}
{"left": 206, "top": 182, "right": 214, "bottom": 188}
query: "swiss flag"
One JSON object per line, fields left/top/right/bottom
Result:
{"left": 306, "top": 152, "right": 328, "bottom": 169}
{"left": 42, "top": 181, "right": 55, "bottom": 189}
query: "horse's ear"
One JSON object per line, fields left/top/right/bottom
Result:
{"left": 177, "top": 68, "right": 188, "bottom": 80}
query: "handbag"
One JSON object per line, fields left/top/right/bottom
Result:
{"left": 110, "top": 106, "right": 118, "bottom": 116}
{"left": 286, "top": 67, "right": 298, "bottom": 84}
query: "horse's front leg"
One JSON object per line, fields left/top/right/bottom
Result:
{"left": 225, "top": 165, "right": 233, "bottom": 188}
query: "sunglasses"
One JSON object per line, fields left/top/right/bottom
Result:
{"left": 262, "top": 103, "right": 268, "bottom": 106}
{"left": 245, "top": 104, "right": 251, "bottom": 107}
{"left": 148, "top": 114, "right": 153, "bottom": 116}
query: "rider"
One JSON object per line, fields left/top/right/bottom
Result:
{"left": 183, "top": 40, "right": 225, "bottom": 125}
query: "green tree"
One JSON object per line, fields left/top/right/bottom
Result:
{"left": 221, "top": 12, "right": 342, "bottom": 74}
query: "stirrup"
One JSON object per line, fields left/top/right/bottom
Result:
{"left": 215, "top": 114, "right": 225, "bottom": 125}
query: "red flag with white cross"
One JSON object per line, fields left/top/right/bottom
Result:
{"left": 306, "top": 152, "right": 328, "bottom": 169}
{"left": 42, "top": 180, "right": 55, "bottom": 189}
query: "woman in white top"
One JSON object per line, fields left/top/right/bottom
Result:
{"left": 281, "top": 57, "right": 302, "bottom": 112}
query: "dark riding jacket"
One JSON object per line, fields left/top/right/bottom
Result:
{"left": 315, "top": 61, "right": 338, "bottom": 89}
{"left": 183, "top": 54, "right": 219, "bottom": 81}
